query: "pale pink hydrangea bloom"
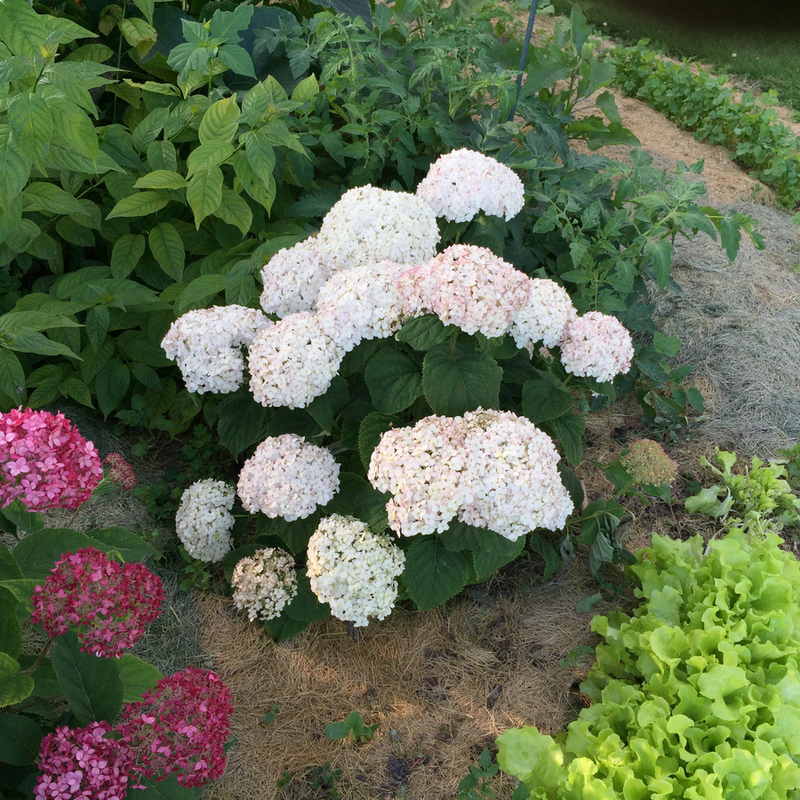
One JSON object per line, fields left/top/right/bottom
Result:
{"left": 237, "top": 434, "right": 340, "bottom": 521}
{"left": 161, "top": 305, "right": 272, "bottom": 394}
{"left": 30, "top": 547, "right": 164, "bottom": 658}
{"left": 316, "top": 261, "right": 409, "bottom": 352}
{"left": 307, "top": 514, "right": 405, "bottom": 627}
{"left": 368, "top": 415, "right": 471, "bottom": 537}
{"left": 316, "top": 185, "right": 440, "bottom": 271}
{"left": 510, "top": 278, "right": 578, "bottom": 350}
{"left": 247, "top": 312, "right": 344, "bottom": 408}
{"left": 259, "top": 238, "right": 333, "bottom": 318}
{"left": 399, "top": 244, "right": 531, "bottom": 338}
{"left": 458, "top": 410, "right": 574, "bottom": 540}
{"left": 0, "top": 408, "right": 103, "bottom": 510}
{"left": 231, "top": 547, "right": 298, "bottom": 621}
{"left": 416, "top": 148, "right": 525, "bottom": 222}
{"left": 119, "top": 667, "right": 233, "bottom": 788}
{"left": 35, "top": 721, "right": 139, "bottom": 800}
{"left": 102, "top": 453, "right": 136, "bottom": 491}
{"left": 559, "top": 311, "right": 634, "bottom": 383}
{"left": 175, "top": 479, "right": 236, "bottom": 563}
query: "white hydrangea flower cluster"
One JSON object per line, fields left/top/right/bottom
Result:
{"left": 231, "top": 547, "right": 298, "bottom": 621}
{"left": 161, "top": 305, "right": 272, "bottom": 394}
{"left": 510, "top": 278, "right": 578, "bottom": 350}
{"left": 306, "top": 514, "right": 405, "bottom": 627}
{"left": 416, "top": 149, "right": 525, "bottom": 223}
{"left": 398, "top": 244, "right": 531, "bottom": 338}
{"left": 458, "top": 410, "right": 574, "bottom": 540}
{"left": 368, "top": 410, "right": 573, "bottom": 539}
{"left": 248, "top": 312, "right": 344, "bottom": 408}
{"left": 237, "top": 434, "right": 340, "bottom": 520}
{"left": 559, "top": 311, "right": 634, "bottom": 383}
{"left": 316, "top": 186, "right": 440, "bottom": 271}
{"left": 316, "top": 261, "right": 409, "bottom": 352}
{"left": 368, "top": 416, "right": 469, "bottom": 537}
{"left": 259, "top": 238, "right": 333, "bottom": 318}
{"left": 175, "top": 479, "right": 237, "bottom": 562}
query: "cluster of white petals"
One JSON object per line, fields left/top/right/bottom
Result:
{"left": 316, "top": 261, "right": 409, "bottom": 351}
{"left": 369, "top": 410, "right": 573, "bottom": 539}
{"left": 559, "top": 311, "right": 634, "bottom": 383}
{"left": 248, "top": 312, "right": 344, "bottom": 408}
{"left": 231, "top": 547, "right": 298, "bottom": 621}
{"left": 399, "top": 244, "right": 531, "bottom": 338}
{"left": 259, "top": 238, "right": 333, "bottom": 318}
{"left": 316, "top": 186, "right": 439, "bottom": 271}
{"left": 416, "top": 149, "right": 525, "bottom": 223}
{"left": 369, "top": 415, "right": 469, "bottom": 537}
{"left": 237, "top": 434, "right": 340, "bottom": 521}
{"left": 306, "top": 514, "right": 405, "bottom": 627}
{"left": 175, "top": 479, "right": 236, "bottom": 562}
{"left": 162, "top": 305, "right": 272, "bottom": 394}
{"left": 510, "top": 278, "right": 578, "bottom": 350}
{"left": 458, "top": 410, "right": 574, "bottom": 540}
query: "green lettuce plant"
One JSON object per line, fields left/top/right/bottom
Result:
{"left": 497, "top": 525, "right": 800, "bottom": 799}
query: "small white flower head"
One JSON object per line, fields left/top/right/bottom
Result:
{"left": 368, "top": 416, "right": 470, "bottom": 537}
{"left": 247, "top": 312, "right": 344, "bottom": 408}
{"left": 458, "top": 410, "right": 574, "bottom": 540}
{"left": 560, "top": 311, "right": 634, "bottom": 383}
{"left": 399, "top": 244, "right": 531, "bottom": 338}
{"left": 510, "top": 278, "right": 578, "bottom": 350}
{"left": 259, "top": 238, "right": 333, "bottom": 318}
{"left": 316, "top": 261, "right": 409, "bottom": 352}
{"left": 237, "top": 434, "right": 340, "bottom": 521}
{"left": 416, "top": 149, "right": 525, "bottom": 223}
{"left": 162, "top": 305, "right": 272, "bottom": 394}
{"left": 306, "top": 514, "right": 405, "bottom": 627}
{"left": 175, "top": 479, "right": 236, "bottom": 563}
{"left": 316, "top": 186, "right": 440, "bottom": 271}
{"left": 231, "top": 547, "right": 298, "bottom": 621}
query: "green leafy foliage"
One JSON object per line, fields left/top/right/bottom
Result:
{"left": 497, "top": 526, "right": 800, "bottom": 798}
{"left": 323, "top": 710, "right": 379, "bottom": 743}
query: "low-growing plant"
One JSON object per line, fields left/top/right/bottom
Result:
{"left": 323, "top": 710, "right": 379, "bottom": 744}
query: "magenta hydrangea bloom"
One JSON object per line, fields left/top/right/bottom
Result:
{"left": 0, "top": 408, "right": 104, "bottom": 510}
{"left": 35, "top": 721, "right": 138, "bottom": 800}
{"left": 30, "top": 548, "right": 164, "bottom": 659}
{"left": 119, "top": 667, "right": 233, "bottom": 788}
{"left": 103, "top": 453, "right": 136, "bottom": 491}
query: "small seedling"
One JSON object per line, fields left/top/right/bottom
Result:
{"left": 324, "top": 711, "right": 379, "bottom": 744}
{"left": 457, "top": 748, "right": 499, "bottom": 799}
{"left": 560, "top": 645, "right": 595, "bottom": 669}
{"left": 261, "top": 702, "right": 279, "bottom": 725}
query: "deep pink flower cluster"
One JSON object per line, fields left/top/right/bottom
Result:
{"left": 103, "top": 453, "right": 136, "bottom": 491}
{"left": 30, "top": 548, "right": 164, "bottom": 659}
{"left": 35, "top": 721, "right": 139, "bottom": 800}
{"left": 0, "top": 408, "right": 104, "bottom": 510}
{"left": 119, "top": 667, "right": 234, "bottom": 788}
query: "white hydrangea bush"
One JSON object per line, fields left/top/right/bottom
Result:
{"left": 175, "top": 479, "right": 237, "bottom": 562}
{"left": 306, "top": 514, "right": 405, "bottom": 627}
{"left": 231, "top": 548, "right": 298, "bottom": 621}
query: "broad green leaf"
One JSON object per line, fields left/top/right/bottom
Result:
{"left": 233, "top": 150, "right": 275, "bottom": 212}
{"left": 52, "top": 632, "right": 123, "bottom": 725}
{"left": 106, "top": 191, "right": 168, "bottom": 220}
{"left": 11, "top": 528, "right": 98, "bottom": 579}
{"left": 132, "top": 0, "right": 155, "bottom": 24}
{"left": 0, "top": 546, "right": 23, "bottom": 581}
{"left": 0, "top": 127, "right": 31, "bottom": 200}
{"left": 0, "top": 579, "right": 44, "bottom": 620}
{"left": 94, "top": 358, "right": 131, "bottom": 418}
{"left": 422, "top": 344, "right": 502, "bottom": 416}
{"left": 23, "top": 182, "right": 88, "bottom": 216}
{"left": 134, "top": 170, "right": 187, "bottom": 190}
{"left": 85, "top": 526, "right": 158, "bottom": 562}
{"left": 306, "top": 375, "right": 349, "bottom": 433}
{"left": 217, "top": 393, "right": 272, "bottom": 457}
{"left": 208, "top": 3, "right": 253, "bottom": 40}
{"left": 0, "top": 500, "right": 44, "bottom": 536}
{"left": 86, "top": 305, "right": 110, "bottom": 352}
{"left": 529, "top": 535, "right": 562, "bottom": 580}
{"left": 7, "top": 91, "right": 52, "bottom": 172}
{"left": 111, "top": 233, "right": 147, "bottom": 279}
{"left": 0, "top": 652, "right": 33, "bottom": 708}
{"left": 63, "top": 43, "right": 115, "bottom": 63}
{"left": 546, "top": 413, "right": 586, "bottom": 467}
{"left": 118, "top": 654, "right": 162, "bottom": 702}
{"left": 48, "top": 97, "right": 99, "bottom": 165}
{"left": 175, "top": 273, "right": 226, "bottom": 316}
{"left": 149, "top": 222, "right": 185, "bottom": 281}
{"left": 643, "top": 236, "right": 673, "bottom": 291}
{"left": 186, "top": 141, "right": 234, "bottom": 178}
{"left": 403, "top": 537, "right": 470, "bottom": 611}
{"left": 358, "top": 412, "right": 394, "bottom": 471}
{"left": 496, "top": 726, "right": 564, "bottom": 791}
{"left": 364, "top": 349, "right": 423, "bottom": 414}
{"left": 56, "top": 216, "right": 95, "bottom": 247}
{"left": 0, "top": 349, "right": 25, "bottom": 402}
{"left": 129, "top": 773, "right": 197, "bottom": 798}
{"left": 0, "top": 713, "right": 42, "bottom": 765}
{"left": 473, "top": 536, "right": 525, "bottom": 582}
{"left": 4, "top": 330, "right": 80, "bottom": 359}
{"left": 263, "top": 613, "right": 309, "bottom": 643}
{"left": 119, "top": 17, "right": 157, "bottom": 57}
{"left": 218, "top": 43, "right": 255, "bottom": 78}
{"left": 521, "top": 375, "right": 573, "bottom": 424}
{"left": 0, "top": 0, "right": 49, "bottom": 60}
{"left": 0, "top": 587, "right": 22, "bottom": 657}
{"left": 214, "top": 188, "right": 252, "bottom": 235}
{"left": 285, "top": 571, "right": 330, "bottom": 622}
{"left": 292, "top": 74, "right": 320, "bottom": 103}
{"left": 396, "top": 314, "right": 452, "bottom": 351}
{"left": 187, "top": 167, "right": 223, "bottom": 228}
{"left": 245, "top": 133, "right": 276, "bottom": 182}
{"left": 198, "top": 97, "right": 240, "bottom": 145}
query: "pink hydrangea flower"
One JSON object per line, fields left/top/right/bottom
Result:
{"left": 559, "top": 311, "right": 634, "bottom": 383}
{"left": 30, "top": 548, "right": 164, "bottom": 659}
{"left": 103, "top": 453, "right": 136, "bottom": 491}
{"left": 35, "top": 721, "right": 138, "bottom": 800}
{"left": 119, "top": 667, "right": 233, "bottom": 788}
{"left": 0, "top": 408, "right": 104, "bottom": 510}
